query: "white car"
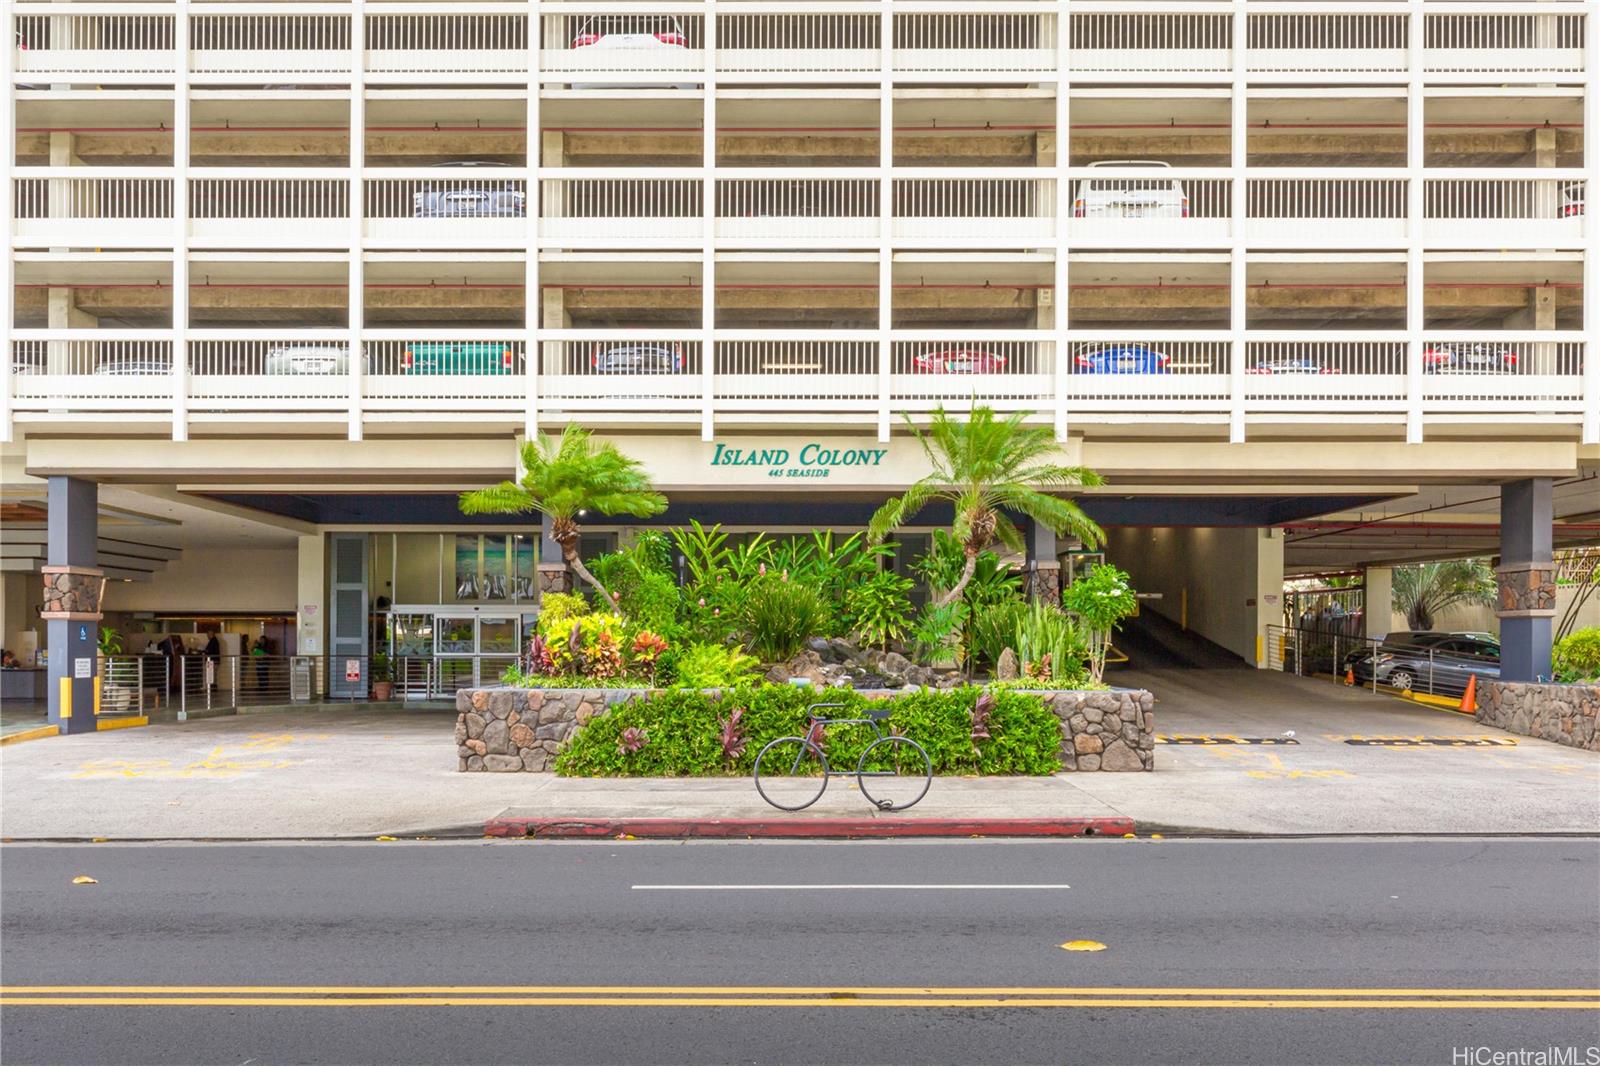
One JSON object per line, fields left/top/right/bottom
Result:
{"left": 569, "top": 15, "right": 694, "bottom": 90}
{"left": 264, "top": 345, "right": 366, "bottom": 375}
{"left": 1560, "top": 182, "right": 1585, "bottom": 218}
{"left": 1073, "top": 160, "right": 1189, "bottom": 219}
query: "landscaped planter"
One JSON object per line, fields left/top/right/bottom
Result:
{"left": 454, "top": 686, "right": 1156, "bottom": 773}
{"left": 1477, "top": 681, "right": 1599, "bottom": 751}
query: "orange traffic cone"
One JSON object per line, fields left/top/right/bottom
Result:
{"left": 1459, "top": 674, "right": 1478, "bottom": 715}
{"left": 1344, "top": 666, "right": 1355, "bottom": 686}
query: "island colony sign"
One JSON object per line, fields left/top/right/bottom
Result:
{"left": 709, "top": 441, "right": 889, "bottom": 479}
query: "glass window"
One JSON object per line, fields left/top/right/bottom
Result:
{"left": 482, "top": 536, "right": 510, "bottom": 601}
{"left": 513, "top": 535, "right": 536, "bottom": 601}
{"left": 451, "top": 534, "right": 482, "bottom": 602}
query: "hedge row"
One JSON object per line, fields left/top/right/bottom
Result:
{"left": 553, "top": 685, "right": 1062, "bottom": 777}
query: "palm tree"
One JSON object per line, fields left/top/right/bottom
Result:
{"left": 459, "top": 428, "right": 667, "bottom": 607}
{"left": 1391, "top": 558, "right": 1496, "bottom": 631}
{"left": 867, "top": 407, "right": 1106, "bottom": 609}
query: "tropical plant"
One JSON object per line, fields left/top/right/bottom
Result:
{"left": 458, "top": 427, "right": 668, "bottom": 607}
{"left": 868, "top": 407, "right": 1105, "bottom": 609}
{"left": 968, "top": 599, "right": 1029, "bottom": 671}
{"left": 1555, "top": 548, "right": 1600, "bottom": 642}
{"left": 912, "top": 530, "right": 1023, "bottom": 615}
{"left": 631, "top": 630, "right": 670, "bottom": 684}
{"left": 1012, "top": 603, "right": 1088, "bottom": 683}
{"left": 1061, "top": 564, "right": 1138, "bottom": 684}
{"left": 540, "top": 609, "right": 628, "bottom": 678}
{"left": 1551, "top": 627, "right": 1600, "bottom": 682}
{"left": 1391, "top": 559, "right": 1496, "bottom": 631}
{"left": 910, "top": 601, "right": 968, "bottom": 670}
{"left": 740, "top": 573, "right": 831, "bottom": 662}
{"left": 590, "top": 534, "right": 682, "bottom": 637}
{"left": 554, "top": 684, "right": 1062, "bottom": 778}
{"left": 97, "top": 626, "right": 123, "bottom": 657}
{"left": 673, "top": 642, "right": 760, "bottom": 688}
{"left": 370, "top": 650, "right": 392, "bottom": 683}
{"left": 846, "top": 570, "right": 915, "bottom": 650}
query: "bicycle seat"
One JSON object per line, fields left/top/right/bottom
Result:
{"left": 863, "top": 707, "right": 892, "bottom": 721}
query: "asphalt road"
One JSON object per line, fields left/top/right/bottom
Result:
{"left": 3, "top": 839, "right": 1598, "bottom": 1066}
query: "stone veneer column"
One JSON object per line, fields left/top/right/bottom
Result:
{"left": 1497, "top": 478, "right": 1556, "bottom": 683}
{"left": 1024, "top": 521, "right": 1061, "bottom": 605}
{"left": 537, "top": 513, "right": 572, "bottom": 601}
{"left": 43, "top": 477, "right": 101, "bottom": 734}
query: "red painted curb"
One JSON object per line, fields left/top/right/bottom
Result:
{"left": 483, "top": 816, "right": 1136, "bottom": 839}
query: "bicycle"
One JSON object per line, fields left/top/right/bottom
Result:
{"left": 753, "top": 702, "right": 932, "bottom": 812}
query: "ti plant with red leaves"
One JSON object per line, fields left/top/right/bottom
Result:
{"left": 970, "top": 690, "right": 996, "bottom": 742}
{"left": 616, "top": 726, "right": 649, "bottom": 756}
{"left": 718, "top": 705, "right": 747, "bottom": 766}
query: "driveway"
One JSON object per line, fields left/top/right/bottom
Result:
{"left": 1, "top": 673, "right": 1595, "bottom": 838}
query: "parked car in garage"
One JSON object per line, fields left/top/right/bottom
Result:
{"left": 1072, "top": 161, "right": 1189, "bottom": 219}
{"left": 264, "top": 345, "right": 366, "bottom": 375}
{"left": 1245, "top": 354, "right": 1341, "bottom": 374}
{"left": 1422, "top": 342, "right": 1517, "bottom": 374}
{"left": 1072, "top": 343, "right": 1171, "bottom": 374}
{"left": 1560, "top": 182, "right": 1585, "bottom": 217}
{"left": 92, "top": 353, "right": 173, "bottom": 375}
{"left": 591, "top": 343, "right": 684, "bottom": 374}
{"left": 413, "top": 162, "right": 525, "bottom": 218}
{"left": 570, "top": 15, "right": 694, "bottom": 90}
{"left": 1346, "top": 632, "right": 1501, "bottom": 695}
{"left": 401, "top": 342, "right": 518, "bottom": 374}
{"left": 910, "top": 348, "right": 1008, "bottom": 374}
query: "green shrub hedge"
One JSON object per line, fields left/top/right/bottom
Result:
{"left": 553, "top": 685, "right": 1063, "bottom": 777}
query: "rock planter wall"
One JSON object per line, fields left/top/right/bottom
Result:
{"left": 456, "top": 688, "right": 641, "bottom": 772}
{"left": 1477, "top": 682, "right": 1599, "bottom": 751}
{"left": 457, "top": 685, "right": 1157, "bottom": 772}
{"left": 1040, "top": 689, "right": 1156, "bottom": 771}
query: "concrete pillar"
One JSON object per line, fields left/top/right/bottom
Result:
{"left": 1252, "top": 528, "right": 1286, "bottom": 668}
{"left": 1497, "top": 478, "right": 1556, "bottom": 682}
{"left": 540, "top": 287, "right": 569, "bottom": 375}
{"left": 1363, "top": 566, "right": 1394, "bottom": 640}
{"left": 1503, "top": 286, "right": 1556, "bottom": 330}
{"left": 1024, "top": 520, "right": 1061, "bottom": 604}
{"left": 43, "top": 477, "right": 101, "bottom": 734}
{"left": 295, "top": 534, "right": 325, "bottom": 656}
{"left": 1034, "top": 287, "right": 1056, "bottom": 330}
{"left": 541, "top": 131, "right": 565, "bottom": 220}
{"left": 1034, "top": 129, "right": 1056, "bottom": 168}
{"left": 1529, "top": 126, "right": 1558, "bottom": 168}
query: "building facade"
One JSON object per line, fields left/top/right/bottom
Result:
{"left": 2, "top": 0, "right": 1595, "bottom": 724}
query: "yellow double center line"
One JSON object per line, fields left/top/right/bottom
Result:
{"left": 3, "top": 987, "right": 1597, "bottom": 1009}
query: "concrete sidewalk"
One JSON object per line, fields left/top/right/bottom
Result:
{"left": 2, "top": 667, "right": 1597, "bottom": 838}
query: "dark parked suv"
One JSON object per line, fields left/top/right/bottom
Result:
{"left": 1346, "top": 632, "right": 1500, "bottom": 695}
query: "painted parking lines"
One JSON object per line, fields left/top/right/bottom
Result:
{"left": 2, "top": 986, "right": 1595, "bottom": 1010}
{"left": 1157, "top": 735, "right": 1301, "bottom": 746}
{"left": 1333, "top": 735, "right": 1518, "bottom": 747}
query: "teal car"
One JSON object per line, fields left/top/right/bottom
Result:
{"left": 401, "top": 342, "right": 519, "bottom": 375}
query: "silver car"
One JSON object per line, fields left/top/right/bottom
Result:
{"left": 412, "top": 161, "right": 526, "bottom": 218}
{"left": 264, "top": 345, "right": 367, "bottom": 375}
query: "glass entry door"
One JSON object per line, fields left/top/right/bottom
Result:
{"left": 433, "top": 614, "right": 521, "bottom": 692}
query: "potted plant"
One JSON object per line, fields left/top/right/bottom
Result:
{"left": 370, "top": 651, "right": 394, "bottom": 701}
{"left": 98, "top": 626, "right": 133, "bottom": 713}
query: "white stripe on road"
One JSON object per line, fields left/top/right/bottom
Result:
{"left": 631, "top": 884, "right": 1071, "bottom": 891}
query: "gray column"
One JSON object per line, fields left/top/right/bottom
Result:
{"left": 1024, "top": 520, "right": 1061, "bottom": 605}
{"left": 1496, "top": 478, "right": 1555, "bottom": 683}
{"left": 44, "top": 477, "right": 100, "bottom": 734}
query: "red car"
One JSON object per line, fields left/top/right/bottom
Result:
{"left": 910, "top": 348, "right": 1008, "bottom": 374}
{"left": 1422, "top": 343, "right": 1517, "bottom": 375}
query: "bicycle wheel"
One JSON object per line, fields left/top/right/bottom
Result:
{"left": 753, "top": 736, "right": 829, "bottom": 812}
{"left": 856, "top": 736, "right": 931, "bottom": 812}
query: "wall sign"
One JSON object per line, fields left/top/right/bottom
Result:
{"left": 709, "top": 441, "right": 889, "bottom": 480}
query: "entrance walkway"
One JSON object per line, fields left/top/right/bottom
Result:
{"left": 1, "top": 674, "right": 1594, "bottom": 839}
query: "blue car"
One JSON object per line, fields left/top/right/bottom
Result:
{"left": 1073, "top": 344, "right": 1171, "bottom": 374}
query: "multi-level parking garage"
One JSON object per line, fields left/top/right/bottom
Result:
{"left": 2, "top": 1, "right": 1596, "bottom": 718}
